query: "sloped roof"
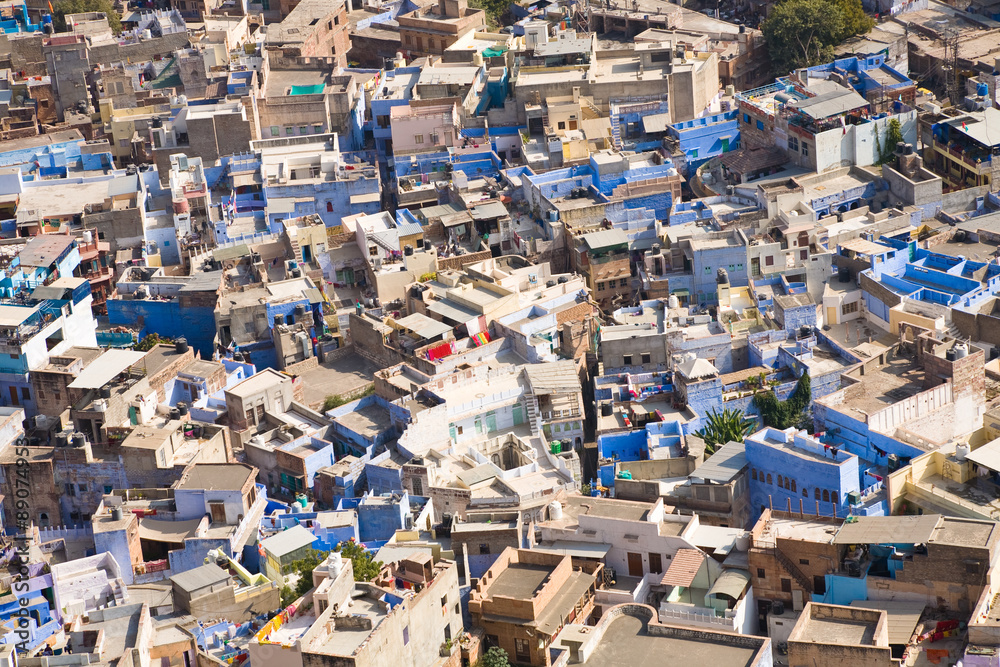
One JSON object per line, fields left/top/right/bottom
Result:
{"left": 660, "top": 548, "right": 705, "bottom": 587}
{"left": 676, "top": 357, "right": 718, "bottom": 380}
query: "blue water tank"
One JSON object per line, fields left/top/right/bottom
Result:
{"left": 979, "top": 82, "right": 990, "bottom": 97}
{"left": 42, "top": 13, "right": 52, "bottom": 23}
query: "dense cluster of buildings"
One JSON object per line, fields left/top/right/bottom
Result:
{"left": 4, "top": 0, "right": 1000, "bottom": 663}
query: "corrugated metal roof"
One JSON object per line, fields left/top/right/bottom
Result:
{"left": 849, "top": 600, "right": 923, "bottom": 645}
{"left": 170, "top": 562, "right": 230, "bottom": 593}
{"left": 967, "top": 439, "right": 1000, "bottom": 472}
{"left": 642, "top": 112, "right": 671, "bottom": 134}
{"left": 582, "top": 228, "right": 628, "bottom": 250}
{"left": 660, "top": 548, "right": 705, "bottom": 587}
{"left": 789, "top": 87, "right": 868, "bottom": 120}
{"left": 470, "top": 201, "right": 509, "bottom": 220}
{"left": 535, "top": 540, "right": 611, "bottom": 559}
{"left": 523, "top": 360, "right": 580, "bottom": 395}
{"left": 260, "top": 525, "right": 317, "bottom": 558}
{"left": 833, "top": 515, "right": 941, "bottom": 545}
{"left": 394, "top": 312, "right": 453, "bottom": 339}
{"left": 67, "top": 349, "right": 146, "bottom": 389}
{"left": 395, "top": 221, "right": 424, "bottom": 237}
{"left": 693, "top": 442, "right": 747, "bottom": 483}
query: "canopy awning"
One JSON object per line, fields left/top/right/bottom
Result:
{"left": 707, "top": 569, "right": 750, "bottom": 600}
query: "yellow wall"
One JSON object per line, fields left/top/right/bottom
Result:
{"left": 889, "top": 307, "right": 940, "bottom": 335}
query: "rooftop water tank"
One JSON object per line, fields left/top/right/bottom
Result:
{"left": 668, "top": 294, "right": 680, "bottom": 309}
{"left": 955, "top": 342, "right": 969, "bottom": 358}
{"left": 956, "top": 443, "right": 970, "bottom": 462}
{"left": 548, "top": 500, "right": 563, "bottom": 521}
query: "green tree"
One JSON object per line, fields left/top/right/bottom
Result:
{"left": 877, "top": 118, "right": 904, "bottom": 165}
{"left": 696, "top": 407, "right": 757, "bottom": 454}
{"left": 753, "top": 372, "right": 812, "bottom": 429}
{"left": 134, "top": 333, "right": 172, "bottom": 351}
{"left": 337, "top": 540, "right": 382, "bottom": 582}
{"left": 53, "top": 0, "right": 121, "bottom": 33}
{"left": 479, "top": 647, "right": 511, "bottom": 667}
{"left": 831, "top": 0, "right": 875, "bottom": 42}
{"left": 763, "top": 0, "right": 842, "bottom": 72}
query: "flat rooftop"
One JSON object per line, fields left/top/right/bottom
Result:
{"left": 579, "top": 614, "right": 759, "bottom": 667}
{"left": 490, "top": 563, "right": 551, "bottom": 600}
{"left": 794, "top": 615, "right": 878, "bottom": 645}
{"left": 834, "top": 356, "right": 931, "bottom": 419}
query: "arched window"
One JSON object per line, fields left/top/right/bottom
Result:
{"left": 785, "top": 478, "right": 791, "bottom": 490}
{"left": 766, "top": 474, "right": 773, "bottom": 484}
{"left": 802, "top": 488, "right": 808, "bottom": 497}
{"left": 752, "top": 469, "right": 758, "bottom": 481}
{"left": 326, "top": 202, "right": 334, "bottom": 212}
{"left": 822, "top": 490, "right": 830, "bottom": 502}
{"left": 777, "top": 475, "right": 783, "bottom": 487}
{"left": 815, "top": 488, "right": 821, "bottom": 500}
{"left": 831, "top": 492, "right": 838, "bottom": 504}
{"left": 791, "top": 480, "right": 797, "bottom": 492}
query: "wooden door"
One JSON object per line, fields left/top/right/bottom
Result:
{"left": 627, "top": 552, "right": 643, "bottom": 577}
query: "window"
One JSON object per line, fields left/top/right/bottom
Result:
{"left": 766, "top": 474, "right": 772, "bottom": 484}
{"left": 285, "top": 127, "right": 294, "bottom": 136}
{"left": 314, "top": 124, "right": 323, "bottom": 133}
{"left": 822, "top": 490, "right": 830, "bottom": 502}
{"left": 619, "top": 278, "right": 628, "bottom": 287}
{"left": 430, "top": 132, "right": 439, "bottom": 143}
{"left": 802, "top": 488, "right": 808, "bottom": 497}
{"left": 691, "top": 149, "right": 698, "bottom": 159}
{"left": 119, "top": 139, "right": 129, "bottom": 148}
{"left": 404, "top": 34, "right": 411, "bottom": 45}
{"left": 800, "top": 249, "right": 808, "bottom": 260}
{"left": 299, "top": 126, "right": 308, "bottom": 135}
{"left": 641, "top": 353, "right": 651, "bottom": 364}
{"left": 403, "top": 626, "right": 409, "bottom": 645}
{"left": 558, "top": 121, "right": 566, "bottom": 130}
{"left": 788, "top": 136, "right": 799, "bottom": 151}
{"left": 842, "top": 301, "right": 859, "bottom": 315}
{"left": 327, "top": 20, "right": 333, "bottom": 29}
{"left": 752, "top": 469, "right": 758, "bottom": 481}
{"left": 765, "top": 255, "right": 774, "bottom": 266}
{"left": 799, "top": 558, "right": 809, "bottom": 565}
{"left": 777, "top": 475, "right": 783, "bottom": 487}
{"left": 756, "top": 120, "right": 764, "bottom": 130}
{"left": 813, "top": 575, "right": 827, "bottom": 594}
{"left": 20, "top": 387, "right": 29, "bottom": 401}
{"left": 414, "top": 134, "right": 424, "bottom": 144}
{"left": 334, "top": 14, "right": 340, "bottom": 24}
{"left": 784, "top": 478, "right": 791, "bottom": 490}
{"left": 514, "top": 638, "right": 530, "bottom": 662}
{"left": 815, "top": 488, "right": 821, "bottom": 500}
{"left": 649, "top": 553, "right": 663, "bottom": 573}
{"left": 623, "top": 354, "right": 633, "bottom": 365}
{"left": 781, "top": 578, "right": 792, "bottom": 593}
{"left": 270, "top": 125, "right": 279, "bottom": 136}
{"left": 756, "top": 568, "right": 765, "bottom": 578}
{"left": 65, "top": 483, "right": 76, "bottom": 497}
{"left": 597, "top": 281, "right": 605, "bottom": 291}
{"left": 802, "top": 143, "right": 809, "bottom": 157}
{"left": 831, "top": 492, "right": 838, "bottom": 504}
{"left": 479, "top": 544, "right": 490, "bottom": 554}
{"left": 78, "top": 483, "right": 88, "bottom": 493}
{"left": 791, "top": 480, "right": 796, "bottom": 492}
{"left": 456, "top": 425, "right": 463, "bottom": 435}
{"left": 743, "top": 113, "right": 750, "bottom": 123}
{"left": 327, "top": 202, "right": 334, "bottom": 212}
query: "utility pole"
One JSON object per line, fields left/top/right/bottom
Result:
{"left": 943, "top": 29, "right": 961, "bottom": 106}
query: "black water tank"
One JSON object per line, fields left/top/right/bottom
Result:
{"left": 169, "top": 407, "right": 181, "bottom": 420}
{"left": 100, "top": 386, "right": 112, "bottom": 399}
{"left": 558, "top": 276, "right": 569, "bottom": 284}
{"left": 601, "top": 403, "right": 613, "bottom": 416}
{"left": 295, "top": 304, "right": 307, "bottom": 320}
{"left": 404, "top": 245, "right": 414, "bottom": 256}
{"left": 946, "top": 348, "right": 957, "bottom": 361}
{"left": 274, "top": 313, "right": 285, "bottom": 326}
{"left": 72, "top": 433, "right": 86, "bottom": 448}
{"left": 175, "top": 338, "right": 189, "bottom": 354}
{"left": 772, "top": 600, "right": 785, "bottom": 615}
{"left": 838, "top": 267, "right": 851, "bottom": 283}
{"left": 55, "top": 432, "right": 68, "bottom": 448}
{"left": 800, "top": 325, "right": 811, "bottom": 338}
{"left": 177, "top": 402, "right": 189, "bottom": 416}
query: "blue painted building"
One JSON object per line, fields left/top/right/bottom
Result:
{"left": 596, "top": 419, "right": 690, "bottom": 489}
{"left": 745, "top": 427, "right": 869, "bottom": 521}
{"left": 667, "top": 110, "right": 740, "bottom": 176}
